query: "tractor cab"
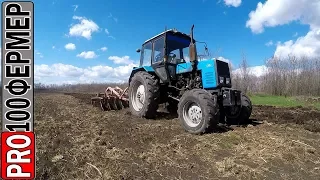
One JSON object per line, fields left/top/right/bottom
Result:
{"left": 137, "top": 29, "right": 195, "bottom": 83}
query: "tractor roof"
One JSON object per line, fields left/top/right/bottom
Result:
{"left": 143, "top": 29, "right": 193, "bottom": 45}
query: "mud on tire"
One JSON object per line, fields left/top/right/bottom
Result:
{"left": 178, "top": 89, "right": 219, "bottom": 134}
{"left": 129, "top": 71, "right": 160, "bottom": 119}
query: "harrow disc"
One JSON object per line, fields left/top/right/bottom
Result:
{"left": 91, "top": 86, "right": 129, "bottom": 111}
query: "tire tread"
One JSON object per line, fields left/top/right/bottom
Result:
{"left": 178, "top": 89, "right": 219, "bottom": 134}
{"left": 129, "top": 71, "right": 160, "bottom": 119}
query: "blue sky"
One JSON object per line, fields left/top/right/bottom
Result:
{"left": 23, "top": 0, "right": 320, "bottom": 84}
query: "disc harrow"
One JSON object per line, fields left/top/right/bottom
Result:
{"left": 91, "top": 86, "right": 129, "bottom": 111}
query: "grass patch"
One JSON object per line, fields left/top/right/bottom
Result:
{"left": 249, "top": 94, "right": 305, "bottom": 107}
{"left": 249, "top": 94, "right": 320, "bottom": 109}
{"left": 313, "top": 102, "right": 320, "bottom": 109}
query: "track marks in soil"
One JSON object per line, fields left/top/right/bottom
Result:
{"left": 35, "top": 93, "right": 320, "bottom": 180}
{"left": 252, "top": 105, "right": 320, "bottom": 132}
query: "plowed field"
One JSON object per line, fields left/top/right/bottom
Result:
{"left": 35, "top": 93, "right": 320, "bottom": 180}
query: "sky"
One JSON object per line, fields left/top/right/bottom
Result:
{"left": 4, "top": 0, "right": 319, "bottom": 84}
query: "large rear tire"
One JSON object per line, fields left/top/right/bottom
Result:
{"left": 129, "top": 71, "right": 160, "bottom": 119}
{"left": 178, "top": 89, "right": 219, "bottom": 134}
{"left": 226, "top": 94, "right": 252, "bottom": 124}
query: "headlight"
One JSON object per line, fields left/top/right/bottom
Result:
{"left": 226, "top": 78, "right": 230, "bottom": 84}
{"left": 219, "top": 76, "right": 224, "bottom": 84}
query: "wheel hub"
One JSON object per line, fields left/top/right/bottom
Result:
{"left": 183, "top": 103, "right": 202, "bottom": 127}
{"left": 131, "top": 84, "right": 145, "bottom": 111}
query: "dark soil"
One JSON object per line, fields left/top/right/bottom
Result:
{"left": 252, "top": 105, "right": 320, "bottom": 132}
{"left": 35, "top": 93, "right": 320, "bottom": 180}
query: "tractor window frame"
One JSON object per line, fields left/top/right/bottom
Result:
{"left": 140, "top": 42, "right": 152, "bottom": 67}
{"left": 152, "top": 35, "right": 165, "bottom": 65}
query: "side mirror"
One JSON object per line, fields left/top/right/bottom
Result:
{"left": 136, "top": 49, "right": 141, "bottom": 53}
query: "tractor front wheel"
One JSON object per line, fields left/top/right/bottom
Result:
{"left": 129, "top": 71, "right": 160, "bottom": 119}
{"left": 178, "top": 89, "right": 219, "bottom": 134}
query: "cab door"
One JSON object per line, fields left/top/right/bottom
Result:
{"left": 139, "top": 42, "right": 152, "bottom": 67}
{"left": 151, "top": 35, "right": 170, "bottom": 83}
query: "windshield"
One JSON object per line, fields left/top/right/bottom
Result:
{"left": 166, "top": 34, "right": 191, "bottom": 63}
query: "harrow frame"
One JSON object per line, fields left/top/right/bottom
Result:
{"left": 91, "top": 86, "right": 129, "bottom": 111}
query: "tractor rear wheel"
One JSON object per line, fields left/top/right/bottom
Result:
{"left": 178, "top": 89, "right": 219, "bottom": 134}
{"left": 129, "top": 71, "right": 160, "bottom": 119}
{"left": 226, "top": 94, "right": 252, "bottom": 124}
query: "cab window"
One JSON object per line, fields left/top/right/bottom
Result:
{"left": 153, "top": 36, "right": 165, "bottom": 64}
{"left": 167, "top": 34, "right": 191, "bottom": 64}
{"left": 140, "top": 42, "right": 152, "bottom": 66}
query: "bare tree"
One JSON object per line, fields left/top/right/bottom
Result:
{"left": 238, "top": 52, "right": 251, "bottom": 94}
{"left": 252, "top": 55, "right": 320, "bottom": 96}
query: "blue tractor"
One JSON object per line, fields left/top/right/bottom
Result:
{"left": 128, "top": 25, "right": 252, "bottom": 134}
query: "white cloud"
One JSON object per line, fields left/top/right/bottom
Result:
{"left": 265, "top": 40, "right": 273, "bottom": 47}
{"left": 72, "top": 5, "right": 78, "bottom": 12}
{"left": 108, "top": 55, "right": 134, "bottom": 64}
{"left": 246, "top": 0, "right": 320, "bottom": 34}
{"left": 246, "top": 0, "right": 320, "bottom": 58}
{"left": 105, "top": 29, "right": 110, "bottom": 35}
{"left": 34, "top": 62, "right": 137, "bottom": 84}
{"left": 224, "top": 0, "right": 242, "bottom": 7}
{"left": 100, "top": 47, "right": 108, "bottom": 51}
{"left": 108, "top": 13, "right": 118, "bottom": 23}
{"left": 35, "top": 50, "right": 44, "bottom": 58}
{"left": 69, "top": 16, "right": 99, "bottom": 40}
{"left": 35, "top": 63, "right": 84, "bottom": 77}
{"left": 233, "top": 65, "right": 268, "bottom": 77}
{"left": 77, "top": 51, "right": 98, "bottom": 59}
{"left": 108, "top": 35, "right": 116, "bottom": 40}
{"left": 65, "top": 43, "right": 76, "bottom": 50}
{"left": 274, "top": 29, "right": 320, "bottom": 58}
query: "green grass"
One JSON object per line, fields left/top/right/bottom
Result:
{"left": 314, "top": 103, "right": 320, "bottom": 110}
{"left": 249, "top": 94, "right": 320, "bottom": 109}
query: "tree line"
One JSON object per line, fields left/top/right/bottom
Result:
{"left": 232, "top": 55, "right": 320, "bottom": 97}
{"left": 31, "top": 55, "right": 320, "bottom": 97}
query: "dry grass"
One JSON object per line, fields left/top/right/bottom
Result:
{"left": 35, "top": 93, "right": 320, "bottom": 180}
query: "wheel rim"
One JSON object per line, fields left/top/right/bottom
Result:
{"left": 182, "top": 102, "right": 202, "bottom": 127}
{"left": 131, "top": 82, "right": 145, "bottom": 111}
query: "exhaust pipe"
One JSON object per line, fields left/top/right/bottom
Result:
{"left": 189, "top": 25, "right": 198, "bottom": 72}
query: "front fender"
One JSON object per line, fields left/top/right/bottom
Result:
{"left": 128, "top": 66, "right": 155, "bottom": 84}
